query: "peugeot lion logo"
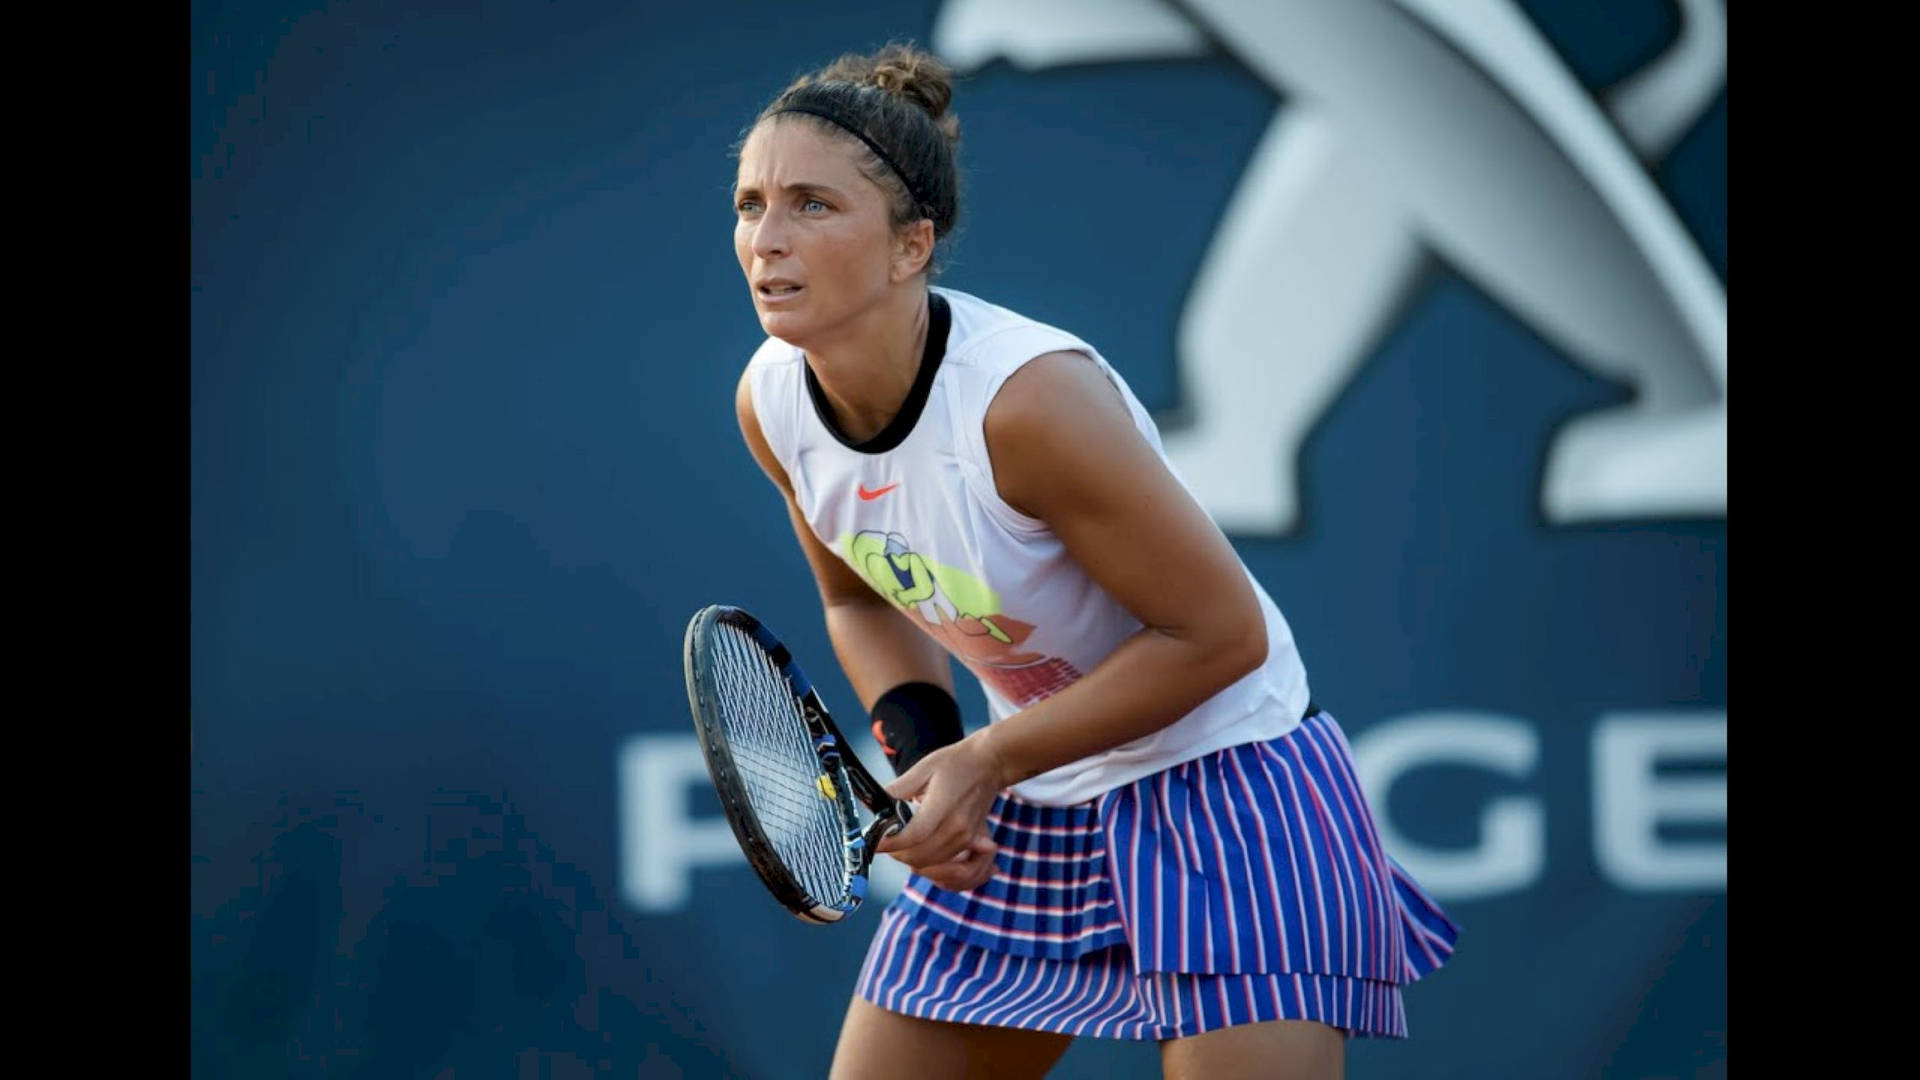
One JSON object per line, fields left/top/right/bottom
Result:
{"left": 932, "top": 0, "right": 1727, "bottom": 534}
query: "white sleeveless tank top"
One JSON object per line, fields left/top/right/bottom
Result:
{"left": 746, "top": 286, "right": 1311, "bottom": 806}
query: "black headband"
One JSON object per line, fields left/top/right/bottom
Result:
{"left": 773, "top": 104, "right": 933, "bottom": 220}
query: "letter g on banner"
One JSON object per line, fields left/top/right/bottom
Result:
{"left": 1350, "top": 711, "right": 1546, "bottom": 901}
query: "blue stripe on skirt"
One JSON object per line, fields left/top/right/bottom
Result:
{"left": 854, "top": 710, "right": 1459, "bottom": 1040}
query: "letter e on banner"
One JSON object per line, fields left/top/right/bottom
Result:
{"left": 1594, "top": 712, "right": 1727, "bottom": 892}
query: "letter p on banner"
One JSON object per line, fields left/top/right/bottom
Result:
{"left": 618, "top": 734, "right": 745, "bottom": 912}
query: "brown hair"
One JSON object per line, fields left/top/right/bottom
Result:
{"left": 746, "top": 43, "right": 963, "bottom": 272}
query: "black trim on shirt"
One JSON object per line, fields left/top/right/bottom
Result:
{"left": 803, "top": 292, "right": 951, "bottom": 455}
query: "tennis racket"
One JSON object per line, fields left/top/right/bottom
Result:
{"left": 683, "top": 604, "right": 914, "bottom": 924}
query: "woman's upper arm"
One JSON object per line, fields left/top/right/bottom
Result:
{"left": 735, "top": 370, "right": 883, "bottom": 607}
{"left": 984, "top": 352, "right": 1266, "bottom": 662}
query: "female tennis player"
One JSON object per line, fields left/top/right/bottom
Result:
{"left": 730, "top": 43, "right": 1458, "bottom": 1080}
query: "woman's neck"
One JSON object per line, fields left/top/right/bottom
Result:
{"left": 801, "top": 288, "right": 931, "bottom": 444}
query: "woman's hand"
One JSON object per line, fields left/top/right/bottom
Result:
{"left": 877, "top": 731, "right": 1011, "bottom": 892}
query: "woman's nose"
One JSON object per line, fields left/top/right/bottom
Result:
{"left": 751, "top": 215, "right": 789, "bottom": 259}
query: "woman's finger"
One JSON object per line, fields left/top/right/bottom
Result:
{"left": 885, "top": 822, "right": 972, "bottom": 868}
{"left": 916, "top": 846, "right": 999, "bottom": 892}
{"left": 876, "top": 804, "right": 940, "bottom": 853}
{"left": 882, "top": 750, "right": 939, "bottom": 802}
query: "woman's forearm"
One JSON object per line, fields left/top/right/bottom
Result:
{"left": 978, "top": 623, "right": 1266, "bottom": 787}
{"left": 824, "top": 598, "right": 955, "bottom": 711}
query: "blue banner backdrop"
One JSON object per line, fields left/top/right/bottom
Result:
{"left": 191, "top": 1, "right": 1726, "bottom": 1076}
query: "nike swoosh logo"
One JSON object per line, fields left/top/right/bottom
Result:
{"left": 857, "top": 483, "right": 900, "bottom": 501}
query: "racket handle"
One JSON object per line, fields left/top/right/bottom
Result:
{"left": 859, "top": 802, "right": 914, "bottom": 860}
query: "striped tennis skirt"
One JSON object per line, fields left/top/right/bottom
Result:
{"left": 855, "top": 709, "right": 1460, "bottom": 1041}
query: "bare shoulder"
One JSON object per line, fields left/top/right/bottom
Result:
{"left": 988, "top": 349, "right": 1127, "bottom": 420}
{"left": 735, "top": 365, "right": 791, "bottom": 495}
{"left": 734, "top": 364, "right": 759, "bottom": 428}
{"left": 984, "top": 350, "right": 1152, "bottom": 520}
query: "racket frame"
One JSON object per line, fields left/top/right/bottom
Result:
{"left": 684, "top": 604, "right": 911, "bottom": 924}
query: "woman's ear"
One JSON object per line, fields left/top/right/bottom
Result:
{"left": 891, "top": 218, "right": 936, "bottom": 282}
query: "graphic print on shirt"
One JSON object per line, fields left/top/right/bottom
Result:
{"left": 842, "top": 530, "right": 1084, "bottom": 707}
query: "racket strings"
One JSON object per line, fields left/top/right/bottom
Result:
{"left": 709, "top": 624, "right": 851, "bottom": 905}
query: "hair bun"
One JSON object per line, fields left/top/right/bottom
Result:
{"left": 817, "top": 43, "right": 960, "bottom": 147}
{"left": 865, "top": 46, "right": 951, "bottom": 122}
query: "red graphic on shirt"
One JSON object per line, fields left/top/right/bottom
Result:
{"left": 919, "top": 613, "right": 1085, "bottom": 705}
{"left": 969, "top": 656, "right": 1086, "bottom": 707}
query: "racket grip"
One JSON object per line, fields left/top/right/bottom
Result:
{"left": 860, "top": 802, "right": 914, "bottom": 859}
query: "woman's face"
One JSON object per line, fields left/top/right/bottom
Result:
{"left": 733, "top": 118, "right": 903, "bottom": 345}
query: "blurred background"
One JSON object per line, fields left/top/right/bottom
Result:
{"left": 190, "top": 1, "right": 1726, "bottom": 1076}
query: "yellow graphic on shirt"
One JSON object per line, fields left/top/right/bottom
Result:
{"left": 838, "top": 530, "right": 1086, "bottom": 706}
{"left": 841, "top": 530, "right": 1040, "bottom": 666}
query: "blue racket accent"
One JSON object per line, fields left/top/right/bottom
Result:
{"left": 746, "top": 620, "right": 783, "bottom": 656}
{"left": 747, "top": 620, "right": 818, "bottom": 697}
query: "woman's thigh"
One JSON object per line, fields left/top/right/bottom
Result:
{"left": 1159, "top": 1018, "right": 1345, "bottom": 1080}
{"left": 830, "top": 995, "right": 1075, "bottom": 1080}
